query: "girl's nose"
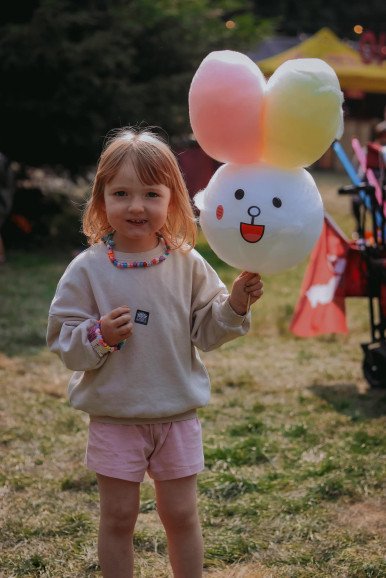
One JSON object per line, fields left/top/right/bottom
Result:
{"left": 129, "top": 196, "right": 144, "bottom": 212}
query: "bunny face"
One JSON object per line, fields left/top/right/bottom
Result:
{"left": 195, "top": 163, "right": 323, "bottom": 274}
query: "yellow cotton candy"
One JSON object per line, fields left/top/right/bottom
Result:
{"left": 262, "top": 59, "right": 344, "bottom": 168}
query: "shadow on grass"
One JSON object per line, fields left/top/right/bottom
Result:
{"left": 309, "top": 383, "right": 386, "bottom": 420}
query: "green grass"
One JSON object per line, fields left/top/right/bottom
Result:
{"left": 0, "top": 250, "right": 71, "bottom": 355}
{"left": 2, "top": 170, "right": 386, "bottom": 577}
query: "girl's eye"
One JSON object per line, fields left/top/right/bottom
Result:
{"left": 234, "top": 189, "right": 245, "bottom": 200}
{"left": 272, "top": 197, "right": 282, "bottom": 208}
{"left": 114, "top": 191, "right": 126, "bottom": 197}
{"left": 147, "top": 191, "right": 159, "bottom": 198}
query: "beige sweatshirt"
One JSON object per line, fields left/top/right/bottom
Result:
{"left": 47, "top": 242, "right": 250, "bottom": 424}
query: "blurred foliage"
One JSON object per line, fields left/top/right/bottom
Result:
{"left": 0, "top": 0, "right": 272, "bottom": 170}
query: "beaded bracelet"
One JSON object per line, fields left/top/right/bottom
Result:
{"left": 87, "top": 321, "right": 125, "bottom": 356}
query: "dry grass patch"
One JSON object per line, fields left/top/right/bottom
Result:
{"left": 204, "top": 562, "right": 274, "bottom": 577}
{"left": 337, "top": 499, "right": 386, "bottom": 538}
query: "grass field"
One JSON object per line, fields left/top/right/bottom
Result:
{"left": 2, "top": 170, "right": 386, "bottom": 577}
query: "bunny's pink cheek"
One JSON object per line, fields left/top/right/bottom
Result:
{"left": 216, "top": 205, "right": 224, "bottom": 220}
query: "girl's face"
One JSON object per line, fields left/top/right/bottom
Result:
{"left": 103, "top": 159, "right": 171, "bottom": 252}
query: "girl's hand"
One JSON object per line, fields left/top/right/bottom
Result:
{"left": 228, "top": 271, "right": 263, "bottom": 316}
{"left": 100, "top": 306, "right": 133, "bottom": 346}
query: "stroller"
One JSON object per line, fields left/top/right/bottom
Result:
{"left": 333, "top": 138, "right": 386, "bottom": 388}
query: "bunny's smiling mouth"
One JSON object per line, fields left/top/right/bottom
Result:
{"left": 240, "top": 223, "right": 265, "bottom": 243}
{"left": 239, "top": 206, "right": 265, "bottom": 243}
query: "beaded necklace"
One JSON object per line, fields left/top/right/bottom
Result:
{"left": 103, "top": 233, "right": 171, "bottom": 269}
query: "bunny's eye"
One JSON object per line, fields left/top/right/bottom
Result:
{"left": 272, "top": 197, "right": 282, "bottom": 208}
{"left": 235, "top": 189, "right": 245, "bottom": 200}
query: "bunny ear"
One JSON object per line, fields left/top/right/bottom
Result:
{"left": 189, "top": 50, "right": 266, "bottom": 164}
{"left": 262, "top": 58, "right": 344, "bottom": 169}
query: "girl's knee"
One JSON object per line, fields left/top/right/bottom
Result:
{"left": 101, "top": 507, "right": 138, "bottom": 535}
{"left": 97, "top": 475, "right": 140, "bottom": 535}
{"left": 155, "top": 475, "right": 200, "bottom": 533}
{"left": 158, "top": 502, "right": 199, "bottom": 533}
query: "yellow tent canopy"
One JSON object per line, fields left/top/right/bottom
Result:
{"left": 257, "top": 27, "right": 386, "bottom": 94}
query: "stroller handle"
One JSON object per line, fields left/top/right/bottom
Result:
{"left": 338, "top": 184, "right": 375, "bottom": 196}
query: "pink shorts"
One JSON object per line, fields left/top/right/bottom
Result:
{"left": 86, "top": 418, "right": 204, "bottom": 482}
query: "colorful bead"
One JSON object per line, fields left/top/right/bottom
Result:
{"left": 103, "top": 233, "right": 171, "bottom": 269}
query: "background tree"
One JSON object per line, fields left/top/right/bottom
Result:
{"left": 250, "top": 0, "right": 386, "bottom": 37}
{"left": 0, "top": 0, "right": 270, "bottom": 170}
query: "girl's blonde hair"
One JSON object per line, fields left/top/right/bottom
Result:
{"left": 83, "top": 127, "right": 197, "bottom": 249}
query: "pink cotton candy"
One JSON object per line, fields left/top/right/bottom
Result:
{"left": 188, "top": 50, "right": 266, "bottom": 164}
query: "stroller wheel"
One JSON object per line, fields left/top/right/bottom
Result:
{"left": 362, "top": 343, "right": 386, "bottom": 388}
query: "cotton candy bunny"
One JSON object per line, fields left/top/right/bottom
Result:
{"left": 189, "top": 51, "right": 344, "bottom": 274}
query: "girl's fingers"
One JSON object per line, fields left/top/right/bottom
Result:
{"left": 243, "top": 271, "right": 261, "bottom": 278}
{"left": 119, "top": 322, "right": 133, "bottom": 337}
{"left": 115, "top": 313, "right": 131, "bottom": 327}
{"left": 110, "top": 306, "right": 130, "bottom": 320}
{"left": 245, "top": 281, "right": 263, "bottom": 293}
{"left": 246, "top": 281, "right": 264, "bottom": 300}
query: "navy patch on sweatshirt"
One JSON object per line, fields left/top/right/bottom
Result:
{"left": 135, "top": 310, "right": 150, "bottom": 325}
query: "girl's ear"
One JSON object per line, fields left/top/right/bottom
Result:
{"left": 98, "top": 192, "right": 107, "bottom": 213}
{"left": 261, "top": 58, "right": 344, "bottom": 168}
{"left": 189, "top": 50, "right": 266, "bottom": 164}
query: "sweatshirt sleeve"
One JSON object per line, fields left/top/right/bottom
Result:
{"left": 190, "top": 252, "right": 251, "bottom": 352}
{"left": 46, "top": 256, "right": 109, "bottom": 371}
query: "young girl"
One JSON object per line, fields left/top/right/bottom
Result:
{"left": 47, "top": 127, "right": 263, "bottom": 578}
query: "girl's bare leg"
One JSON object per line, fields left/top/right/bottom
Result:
{"left": 97, "top": 474, "right": 140, "bottom": 578}
{"left": 155, "top": 474, "right": 203, "bottom": 578}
